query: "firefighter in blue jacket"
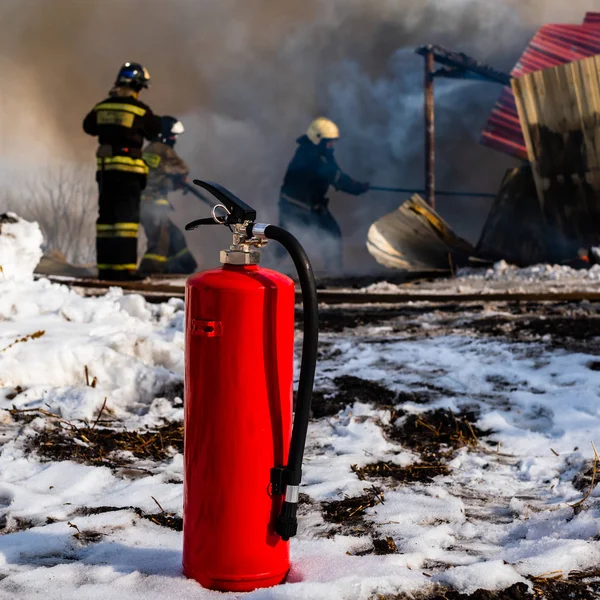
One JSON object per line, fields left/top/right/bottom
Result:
{"left": 279, "top": 117, "right": 369, "bottom": 271}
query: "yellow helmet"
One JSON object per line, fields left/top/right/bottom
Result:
{"left": 306, "top": 117, "right": 340, "bottom": 145}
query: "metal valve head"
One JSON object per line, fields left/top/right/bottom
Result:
{"left": 184, "top": 180, "right": 267, "bottom": 266}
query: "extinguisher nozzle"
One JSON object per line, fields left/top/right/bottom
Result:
{"left": 275, "top": 501, "right": 298, "bottom": 541}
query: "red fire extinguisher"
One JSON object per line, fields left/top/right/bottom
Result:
{"left": 182, "top": 181, "right": 319, "bottom": 592}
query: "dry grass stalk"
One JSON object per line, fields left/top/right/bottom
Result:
{"left": 91, "top": 398, "right": 108, "bottom": 430}
{"left": 67, "top": 521, "right": 82, "bottom": 539}
{"left": 448, "top": 253, "right": 455, "bottom": 278}
{"left": 531, "top": 570, "right": 563, "bottom": 582}
{"left": 10, "top": 406, "right": 76, "bottom": 429}
{"left": 84, "top": 365, "right": 98, "bottom": 388}
{"left": 151, "top": 496, "right": 165, "bottom": 513}
{"left": 415, "top": 418, "right": 439, "bottom": 435}
{"left": 570, "top": 442, "right": 599, "bottom": 510}
{"left": 1, "top": 330, "right": 45, "bottom": 353}
{"left": 464, "top": 421, "right": 479, "bottom": 445}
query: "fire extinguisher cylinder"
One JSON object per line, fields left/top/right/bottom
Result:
{"left": 183, "top": 181, "right": 319, "bottom": 591}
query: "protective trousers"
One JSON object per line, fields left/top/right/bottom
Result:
{"left": 96, "top": 170, "right": 144, "bottom": 280}
{"left": 139, "top": 202, "right": 197, "bottom": 274}
{"left": 278, "top": 199, "right": 343, "bottom": 272}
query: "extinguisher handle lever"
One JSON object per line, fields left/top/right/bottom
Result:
{"left": 192, "top": 180, "right": 257, "bottom": 225}
{"left": 185, "top": 217, "right": 222, "bottom": 230}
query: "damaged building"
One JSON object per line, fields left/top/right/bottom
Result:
{"left": 367, "top": 11, "right": 600, "bottom": 274}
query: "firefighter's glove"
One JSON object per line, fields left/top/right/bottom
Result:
{"left": 358, "top": 181, "right": 370, "bottom": 195}
{"left": 172, "top": 174, "right": 187, "bottom": 190}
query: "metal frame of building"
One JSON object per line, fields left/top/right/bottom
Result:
{"left": 414, "top": 45, "right": 510, "bottom": 208}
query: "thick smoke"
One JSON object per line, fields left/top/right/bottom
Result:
{"left": 0, "top": 0, "right": 597, "bottom": 272}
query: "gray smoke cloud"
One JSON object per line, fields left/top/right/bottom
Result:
{"left": 0, "top": 0, "right": 597, "bottom": 272}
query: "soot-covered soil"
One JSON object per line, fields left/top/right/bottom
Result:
{"left": 376, "top": 571, "right": 600, "bottom": 599}
{"left": 5, "top": 288, "right": 599, "bottom": 599}
{"left": 311, "top": 375, "right": 398, "bottom": 418}
{"left": 314, "top": 373, "right": 489, "bottom": 538}
{"left": 311, "top": 299, "right": 600, "bottom": 598}
{"left": 310, "top": 300, "right": 600, "bottom": 353}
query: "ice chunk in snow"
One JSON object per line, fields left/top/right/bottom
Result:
{"left": 0, "top": 213, "right": 43, "bottom": 281}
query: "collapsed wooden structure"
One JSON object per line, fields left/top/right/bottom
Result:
{"left": 370, "top": 12, "right": 600, "bottom": 272}
{"left": 511, "top": 54, "right": 600, "bottom": 260}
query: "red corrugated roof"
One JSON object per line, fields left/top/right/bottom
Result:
{"left": 481, "top": 20, "right": 600, "bottom": 159}
{"left": 584, "top": 12, "right": 600, "bottom": 24}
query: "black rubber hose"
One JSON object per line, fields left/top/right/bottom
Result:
{"left": 256, "top": 224, "right": 318, "bottom": 540}
{"left": 262, "top": 225, "right": 319, "bottom": 485}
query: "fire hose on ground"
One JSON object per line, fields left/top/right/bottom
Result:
{"left": 370, "top": 185, "right": 496, "bottom": 198}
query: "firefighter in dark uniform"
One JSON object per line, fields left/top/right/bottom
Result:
{"left": 279, "top": 117, "right": 369, "bottom": 271}
{"left": 83, "top": 62, "right": 161, "bottom": 281}
{"left": 138, "top": 117, "right": 197, "bottom": 275}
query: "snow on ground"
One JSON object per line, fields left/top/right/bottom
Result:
{"left": 1, "top": 219, "right": 600, "bottom": 598}
{"left": 312, "top": 332, "right": 600, "bottom": 574}
{"left": 0, "top": 214, "right": 43, "bottom": 282}
{"left": 457, "top": 260, "right": 600, "bottom": 283}
{"left": 362, "top": 260, "right": 600, "bottom": 295}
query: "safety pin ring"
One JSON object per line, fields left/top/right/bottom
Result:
{"left": 211, "top": 204, "right": 231, "bottom": 224}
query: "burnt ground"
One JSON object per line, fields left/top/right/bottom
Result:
{"left": 4, "top": 414, "right": 186, "bottom": 533}
{"left": 9, "top": 297, "right": 600, "bottom": 597}
{"left": 19, "top": 412, "right": 183, "bottom": 472}
{"left": 313, "top": 375, "right": 489, "bottom": 537}
{"left": 311, "top": 375, "right": 398, "bottom": 418}
{"left": 309, "top": 298, "right": 600, "bottom": 599}
{"left": 318, "top": 401, "right": 488, "bottom": 538}
{"left": 313, "top": 273, "right": 422, "bottom": 290}
{"left": 1, "top": 504, "right": 183, "bottom": 536}
{"left": 304, "top": 303, "right": 477, "bottom": 334}
{"left": 305, "top": 300, "right": 600, "bottom": 353}
{"left": 374, "top": 573, "right": 600, "bottom": 599}
{"left": 352, "top": 409, "right": 486, "bottom": 486}
{"left": 73, "top": 505, "right": 183, "bottom": 531}
{"left": 310, "top": 374, "right": 453, "bottom": 418}
{"left": 322, "top": 486, "right": 386, "bottom": 537}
